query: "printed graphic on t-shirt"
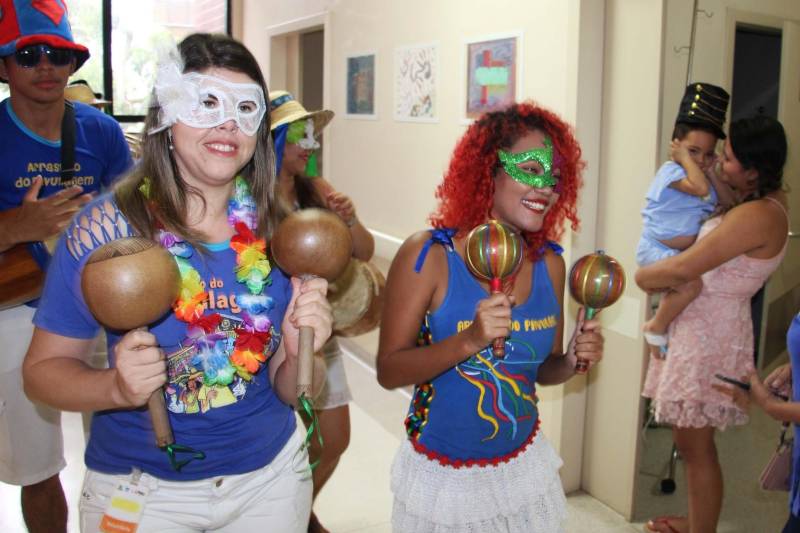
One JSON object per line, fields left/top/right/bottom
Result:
{"left": 165, "top": 275, "right": 281, "bottom": 415}
{"left": 454, "top": 312, "right": 556, "bottom": 441}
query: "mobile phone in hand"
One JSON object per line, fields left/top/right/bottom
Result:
{"left": 714, "top": 373, "right": 789, "bottom": 400}
{"left": 714, "top": 373, "right": 750, "bottom": 391}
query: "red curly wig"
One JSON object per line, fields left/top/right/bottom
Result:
{"left": 430, "top": 101, "right": 584, "bottom": 260}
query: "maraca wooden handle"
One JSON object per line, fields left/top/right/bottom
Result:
{"left": 489, "top": 278, "right": 506, "bottom": 358}
{"left": 297, "top": 325, "right": 314, "bottom": 398}
{"left": 492, "top": 337, "right": 506, "bottom": 358}
{"left": 147, "top": 389, "right": 174, "bottom": 448}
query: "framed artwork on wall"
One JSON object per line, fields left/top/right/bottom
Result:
{"left": 463, "top": 32, "right": 523, "bottom": 122}
{"left": 345, "top": 52, "right": 377, "bottom": 119}
{"left": 393, "top": 42, "right": 438, "bottom": 123}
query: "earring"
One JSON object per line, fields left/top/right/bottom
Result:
{"left": 167, "top": 130, "right": 174, "bottom": 151}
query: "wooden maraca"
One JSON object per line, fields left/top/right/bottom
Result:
{"left": 464, "top": 220, "right": 524, "bottom": 358}
{"left": 568, "top": 250, "right": 626, "bottom": 373}
{"left": 81, "top": 237, "right": 181, "bottom": 451}
{"left": 270, "top": 208, "right": 353, "bottom": 398}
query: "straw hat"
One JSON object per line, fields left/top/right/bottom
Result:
{"left": 64, "top": 82, "right": 111, "bottom": 108}
{"left": 269, "top": 90, "right": 333, "bottom": 133}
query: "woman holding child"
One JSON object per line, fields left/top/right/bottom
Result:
{"left": 637, "top": 113, "right": 789, "bottom": 533}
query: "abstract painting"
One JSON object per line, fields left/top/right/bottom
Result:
{"left": 394, "top": 43, "right": 437, "bottom": 122}
{"left": 346, "top": 53, "right": 377, "bottom": 119}
{"left": 465, "top": 34, "right": 520, "bottom": 120}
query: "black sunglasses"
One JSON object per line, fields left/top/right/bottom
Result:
{"left": 14, "top": 44, "right": 74, "bottom": 68}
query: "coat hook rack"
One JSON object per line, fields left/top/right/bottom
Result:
{"left": 673, "top": 2, "right": 715, "bottom": 83}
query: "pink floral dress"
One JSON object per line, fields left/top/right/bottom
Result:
{"left": 642, "top": 202, "right": 788, "bottom": 429}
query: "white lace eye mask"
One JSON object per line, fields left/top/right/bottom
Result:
{"left": 150, "top": 67, "right": 266, "bottom": 137}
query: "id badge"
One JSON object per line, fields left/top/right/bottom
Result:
{"left": 99, "top": 469, "right": 149, "bottom": 533}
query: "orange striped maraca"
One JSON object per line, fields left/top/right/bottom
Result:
{"left": 464, "top": 220, "right": 524, "bottom": 358}
{"left": 568, "top": 250, "right": 625, "bottom": 373}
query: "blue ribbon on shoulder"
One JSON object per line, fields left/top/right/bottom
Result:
{"left": 414, "top": 228, "right": 457, "bottom": 273}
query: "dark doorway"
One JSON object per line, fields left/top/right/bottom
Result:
{"left": 731, "top": 25, "right": 781, "bottom": 121}
{"left": 730, "top": 24, "right": 782, "bottom": 365}
{"left": 301, "top": 29, "right": 325, "bottom": 176}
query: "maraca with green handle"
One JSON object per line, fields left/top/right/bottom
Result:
{"left": 568, "top": 250, "right": 626, "bottom": 373}
{"left": 464, "top": 220, "right": 524, "bottom": 358}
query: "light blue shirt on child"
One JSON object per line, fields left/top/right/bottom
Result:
{"left": 636, "top": 161, "right": 717, "bottom": 266}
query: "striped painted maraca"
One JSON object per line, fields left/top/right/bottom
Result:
{"left": 568, "top": 250, "right": 626, "bottom": 373}
{"left": 464, "top": 220, "right": 524, "bottom": 358}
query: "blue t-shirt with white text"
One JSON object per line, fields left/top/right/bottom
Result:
{"left": 0, "top": 98, "right": 132, "bottom": 212}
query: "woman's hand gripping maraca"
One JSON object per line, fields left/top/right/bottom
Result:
{"left": 563, "top": 307, "right": 604, "bottom": 372}
{"left": 463, "top": 220, "right": 523, "bottom": 358}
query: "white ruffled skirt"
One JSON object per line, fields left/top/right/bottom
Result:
{"left": 390, "top": 434, "right": 567, "bottom": 533}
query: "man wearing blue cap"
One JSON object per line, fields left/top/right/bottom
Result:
{"left": 0, "top": 1, "right": 131, "bottom": 531}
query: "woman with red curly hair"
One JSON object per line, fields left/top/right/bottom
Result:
{"left": 377, "top": 102, "right": 604, "bottom": 532}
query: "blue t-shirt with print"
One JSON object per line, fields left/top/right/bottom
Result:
{"left": 1, "top": 98, "right": 132, "bottom": 305}
{"left": 0, "top": 98, "right": 132, "bottom": 212}
{"left": 33, "top": 195, "right": 295, "bottom": 480}
{"left": 405, "top": 230, "right": 560, "bottom": 461}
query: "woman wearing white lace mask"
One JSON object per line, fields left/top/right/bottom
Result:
{"left": 23, "top": 33, "right": 331, "bottom": 533}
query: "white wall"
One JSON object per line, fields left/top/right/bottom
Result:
{"left": 323, "top": 0, "right": 572, "bottom": 242}
{"left": 582, "top": 0, "right": 665, "bottom": 518}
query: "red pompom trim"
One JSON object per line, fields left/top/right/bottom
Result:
{"left": 409, "top": 418, "right": 541, "bottom": 469}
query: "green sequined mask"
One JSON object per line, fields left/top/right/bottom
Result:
{"left": 497, "top": 137, "right": 557, "bottom": 188}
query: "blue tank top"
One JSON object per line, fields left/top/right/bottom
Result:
{"left": 405, "top": 229, "right": 561, "bottom": 463}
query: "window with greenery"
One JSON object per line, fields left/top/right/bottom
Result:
{"left": 69, "top": 0, "right": 229, "bottom": 122}
{"left": 1, "top": 1, "right": 228, "bottom": 121}
{"left": 108, "top": 0, "right": 229, "bottom": 119}
{"left": 69, "top": 0, "right": 104, "bottom": 97}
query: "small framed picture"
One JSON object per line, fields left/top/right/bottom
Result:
{"left": 394, "top": 42, "right": 438, "bottom": 123}
{"left": 463, "top": 32, "right": 523, "bottom": 122}
{"left": 345, "top": 52, "right": 377, "bottom": 120}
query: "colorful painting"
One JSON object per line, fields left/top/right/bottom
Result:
{"left": 394, "top": 43, "right": 438, "bottom": 122}
{"left": 465, "top": 34, "right": 520, "bottom": 120}
{"left": 346, "top": 53, "right": 377, "bottom": 119}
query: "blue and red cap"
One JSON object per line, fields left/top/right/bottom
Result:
{"left": 0, "top": 0, "right": 89, "bottom": 70}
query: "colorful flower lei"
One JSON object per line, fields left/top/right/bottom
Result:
{"left": 155, "top": 176, "right": 276, "bottom": 384}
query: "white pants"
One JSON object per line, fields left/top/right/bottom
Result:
{"left": 0, "top": 305, "right": 65, "bottom": 486}
{"left": 79, "top": 427, "right": 313, "bottom": 532}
